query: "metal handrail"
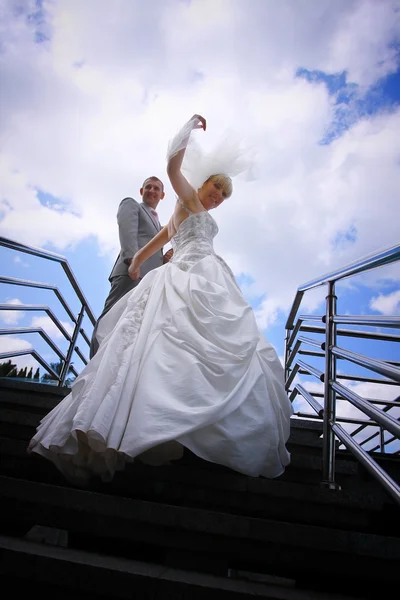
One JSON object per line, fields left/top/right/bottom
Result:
{"left": 294, "top": 411, "right": 396, "bottom": 427}
{"left": 292, "top": 390, "right": 400, "bottom": 407}
{"left": 332, "top": 315, "right": 400, "bottom": 329}
{"left": 289, "top": 392, "right": 399, "bottom": 454}
{"left": 0, "top": 304, "right": 72, "bottom": 340}
{"left": 290, "top": 384, "right": 324, "bottom": 417}
{"left": 0, "top": 236, "right": 96, "bottom": 386}
{"left": 294, "top": 410, "right": 399, "bottom": 456}
{"left": 0, "top": 350, "right": 62, "bottom": 380}
{"left": 285, "top": 242, "right": 400, "bottom": 504}
{"left": 331, "top": 423, "right": 400, "bottom": 501}
{"left": 295, "top": 359, "right": 324, "bottom": 382}
{"left": 298, "top": 324, "right": 400, "bottom": 343}
{"left": 286, "top": 243, "right": 400, "bottom": 330}
{"left": 297, "top": 336, "right": 323, "bottom": 349}
{"left": 331, "top": 347, "right": 400, "bottom": 383}
{"left": 0, "top": 327, "right": 66, "bottom": 361}
{"left": 0, "top": 276, "right": 77, "bottom": 323}
{"left": 370, "top": 435, "right": 397, "bottom": 453}
{"left": 0, "top": 237, "right": 96, "bottom": 325}
{"left": 331, "top": 382, "right": 400, "bottom": 438}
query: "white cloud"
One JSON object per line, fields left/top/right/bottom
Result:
{"left": 0, "top": 335, "right": 37, "bottom": 373}
{"left": 12, "top": 254, "right": 29, "bottom": 267}
{"left": 31, "top": 315, "right": 74, "bottom": 339}
{"left": 343, "top": 380, "right": 400, "bottom": 403}
{"left": 0, "top": 335, "right": 32, "bottom": 353}
{"left": 255, "top": 297, "right": 280, "bottom": 330}
{"left": 0, "top": 298, "right": 25, "bottom": 325}
{"left": 323, "top": 0, "right": 400, "bottom": 86}
{"left": 370, "top": 289, "right": 400, "bottom": 315}
{"left": 0, "top": 0, "right": 399, "bottom": 329}
{"left": 13, "top": 255, "right": 29, "bottom": 267}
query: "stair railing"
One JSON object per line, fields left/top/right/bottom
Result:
{"left": 285, "top": 243, "right": 400, "bottom": 504}
{"left": 0, "top": 236, "right": 96, "bottom": 386}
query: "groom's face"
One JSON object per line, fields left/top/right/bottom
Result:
{"left": 140, "top": 178, "right": 165, "bottom": 209}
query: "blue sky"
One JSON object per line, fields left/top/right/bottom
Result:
{"left": 0, "top": 1, "right": 399, "bottom": 427}
{"left": 297, "top": 65, "right": 400, "bottom": 140}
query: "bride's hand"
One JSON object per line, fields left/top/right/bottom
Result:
{"left": 128, "top": 255, "right": 141, "bottom": 280}
{"left": 190, "top": 114, "right": 206, "bottom": 131}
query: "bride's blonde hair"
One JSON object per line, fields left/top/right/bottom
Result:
{"left": 200, "top": 174, "right": 233, "bottom": 198}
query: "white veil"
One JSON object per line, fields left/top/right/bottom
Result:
{"left": 166, "top": 118, "right": 254, "bottom": 190}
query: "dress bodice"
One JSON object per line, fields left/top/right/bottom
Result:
{"left": 171, "top": 208, "right": 219, "bottom": 270}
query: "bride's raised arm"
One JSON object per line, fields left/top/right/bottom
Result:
{"left": 128, "top": 115, "right": 207, "bottom": 280}
{"left": 166, "top": 114, "right": 206, "bottom": 204}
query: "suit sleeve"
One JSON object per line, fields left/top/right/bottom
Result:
{"left": 117, "top": 198, "right": 140, "bottom": 261}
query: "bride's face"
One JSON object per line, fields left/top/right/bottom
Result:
{"left": 198, "top": 180, "right": 227, "bottom": 211}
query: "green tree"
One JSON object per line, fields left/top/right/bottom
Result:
{"left": 0, "top": 360, "right": 17, "bottom": 377}
{"left": 42, "top": 359, "right": 75, "bottom": 387}
{"left": 0, "top": 360, "right": 39, "bottom": 379}
{"left": 34, "top": 367, "right": 40, "bottom": 380}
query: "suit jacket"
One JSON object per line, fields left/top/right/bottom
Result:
{"left": 109, "top": 198, "right": 163, "bottom": 280}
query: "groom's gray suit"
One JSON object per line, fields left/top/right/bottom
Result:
{"left": 89, "top": 197, "right": 163, "bottom": 358}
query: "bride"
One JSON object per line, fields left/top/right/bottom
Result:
{"left": 28, "top": 114, "right": 293, "bottom": 484}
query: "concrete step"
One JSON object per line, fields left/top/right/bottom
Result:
{"left": 0, "top": 382, "right": 397, "bottom": 509}
{"left": 0, "top": 437, "right": 392, "bottom": 511}
{"left": 289, "top": 418, "right": 323, "bottom": 435}
{"left": 0, "top": 378, "right": 69, "bottom": 407}
{"left": 0, "top": 437, "right": 385, "bottom": 509}
{"left": 1, "top": 437, "right": 396, "bottom": 535}
{"left": 0, "top": 419, "right": 363, "bottom": 506}
{"left": 0, "top": 405, "right": 361, "bottom": 476}
{"left": 0, "top": 534, "right": 361, "bottom": 600}
{"left": 0, "top": 408, "right": 41, "bottom": 440}
{"left": 0, "top": 475, "right": 398, "bottom": 592}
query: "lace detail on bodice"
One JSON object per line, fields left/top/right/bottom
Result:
{"left": 171, "top": 210, "right": 218, "bottom": 271}
{"left": 170, "top": 204, "right": 238, "bottom": 286}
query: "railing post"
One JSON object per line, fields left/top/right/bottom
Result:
{"left": 59, "top": 306, "right": 85, "bottom": 387}
{"left": 321, "top": 281, "right": 341, "bottom": 490}
{"left": 380, "top": 427, "right": 385, "bottom": 454}
{"left": 284, "top": 327, "right": 291, "bottom": 382}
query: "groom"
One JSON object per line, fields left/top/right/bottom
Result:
{"left": 90, "top": 176, "right": 171, "bottom": 358}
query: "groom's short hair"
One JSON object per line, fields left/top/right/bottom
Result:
{"left": 142, "top": 176, "right": 164, "bottom": 192}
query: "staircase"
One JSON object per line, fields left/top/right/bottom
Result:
{"left": 0, "top": 377, "right": 399, "bottom": 599}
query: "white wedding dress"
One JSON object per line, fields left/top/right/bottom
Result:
{"left": 29, "top": 208, "right": 293, "bottom": 483}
